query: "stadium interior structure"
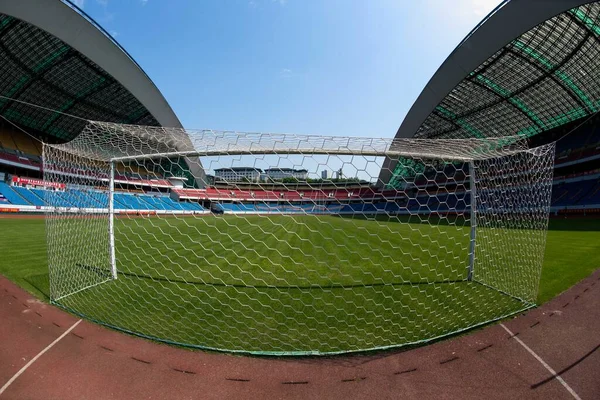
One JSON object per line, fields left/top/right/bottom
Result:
{"left": 0, "top": 0, "right": 204, "bottom": 214}
{"left": 0, "top": 0, "right": 596, "bottom": 355}
{"left": 0, "top": 0, "right": 598, "bottom": 217}
{"left": 381, "top": 0, "right": 600, "bottom": 215}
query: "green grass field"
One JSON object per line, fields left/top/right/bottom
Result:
{"left": 1, "top": 215, "right": 599, "bottom": 354}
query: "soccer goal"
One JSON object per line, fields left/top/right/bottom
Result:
{"left": 43, "top": 122, "right": 555, "bottom": 355}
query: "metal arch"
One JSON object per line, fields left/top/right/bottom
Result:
{"left": 378, "top": 0, "right": 595, "bottom": 186}
{"left": 0, "top": 18, "right": 77, "bottom": 114}
{"left": 424, "top": 73, "right": 547, "bottom": 137}
{"left": 42, "top": 74, "right": 115, "bottom": 132}
{"left": 466, "top": 74, "right": 545, "bottom": 130}
{"left": 0, "top": 0, "right": 208, "bottom": 187}
{"left": 60, "top": 0, "right": 154, "bottom": 93}
{"left": 503, "top": 46, "right": 591, "bottom": 113}
{"left": 0, "top": 42, "right": 127, "bottom": 124}
{"left": 568, "top": 7, "right": 600, "bottom": 43}
{"left": 0, "top": 40, "right": 127, "bottom": 125}
{"left": 508, "top": 34, "right": 595, "bottom": 114}
{"left": 428, "top": 108, "right": 465, "bottom": 133}
{"left": 431, "top": 29, "right": 594, "bottom": 136}
{"left": 394, "top": 0, "right": 594, "bottom": 140}
{"left": 0, "top": 0, "right": 182, "bottom": 129}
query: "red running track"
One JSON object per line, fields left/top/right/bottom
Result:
{"left": 1, "top": 270, "right": 599, "bottom": 399}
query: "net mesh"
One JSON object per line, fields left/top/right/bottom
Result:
{"left": 43, "top": 122, "right": 555, "bottom": 355}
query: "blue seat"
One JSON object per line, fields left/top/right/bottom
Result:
{"left": 12, "top": 186, "right": 45, "bottom": 206}
{"left": 0, "top": 182, "right": 31, "bottom": 205}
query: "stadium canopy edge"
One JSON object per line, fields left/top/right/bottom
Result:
{"left": 0, "top": 0, "right": 181, "bottom": 129}
{"left": 378, "top": 0, "right": 598, "bottom": 187}
{"left": 396, "top": 0, "right": 592, "bottom": 140}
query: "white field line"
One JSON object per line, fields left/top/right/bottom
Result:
{"left": 0, "top": 319, "right": 82, "bottom": 397}
{"left": 500, "top": 323, "right": 581, "bottom": 400}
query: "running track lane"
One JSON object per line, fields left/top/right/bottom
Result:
{"left": 0, "top": 269, "right": 598, "bottom": 399}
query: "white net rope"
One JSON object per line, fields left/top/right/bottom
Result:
{"left": 53, "top": 121, "right": 530, "bottom": 161}
{"left": 44, "top": 122, "right": 555, "bottom": 355}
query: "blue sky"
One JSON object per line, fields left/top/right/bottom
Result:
{"left": 72, "top": 0, "right": 500, "bottom": 138}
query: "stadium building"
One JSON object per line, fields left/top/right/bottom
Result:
{"left": 0, "top": 0, "right": 598, "bottom": 360}
{"left": 0, "top": 0, "right": 205, "bottom": 212}
{"left": 0, "top": 0, "right": 598, "bottom": 216}
{"left": 381, "top": 0, "right": 600, "bottom": 215}
{"left": 263, "top": 168, "right": 309, "bottom": 181}
{"left": 214, "top": 167, "right": 263, "bottom": 183}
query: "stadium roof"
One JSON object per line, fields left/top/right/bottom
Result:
{"left": 397, "top": 0, "right": 600, "bottom": 141}
{"left": 380, "top": 0, "right": 600, "bottom": 185}
{"left": 0, "top": 0, "right": 182, "bottom": 142}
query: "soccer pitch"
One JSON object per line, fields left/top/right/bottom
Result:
{"left": 54, "top": 214, "right": 525, "bottom": 354}
{"left": 2, "top": 215, "right": 599, "bottom": 354}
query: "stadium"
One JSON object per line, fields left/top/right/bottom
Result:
{"left": 0, "top": 0, "right": 599, "bottom": 398}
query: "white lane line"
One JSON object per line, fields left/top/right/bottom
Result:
{"left": 500, "top": 323, "right": 581, "bottom": 400}
{"left": 0, "top": 319, "right": 82, "bottom": 397}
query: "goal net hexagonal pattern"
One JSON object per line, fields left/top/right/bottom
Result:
{"left": 43, "top": 122, "right": 555, "bottom": 355}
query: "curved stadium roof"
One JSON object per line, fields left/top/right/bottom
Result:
{"left": 0, "top": 0, "right": 182, "bottom": 143}
{"left": 382, "top": 0, "right": 600, "bottom": 184}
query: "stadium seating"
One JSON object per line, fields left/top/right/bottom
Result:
{"left": 11, "top": 186, "right": 46, "bottom": 206}
{"left": 86, "top": 190, "right": 109, "bottom": 208}
{"left": 556, "top": 125, "right": 600, "bottom": 154}
{"left": 158, "top": 196, "right": 203, "bottom": 211}
{"left": 0, "top": 182, "right": 31, "bottom": 205}
{"left": 551, "top": 179, "right": 599, "bottom": 207}
{"left": 3, "top": 166, "right": 600, "bottom": 214}
{"left": 0, "top": 180, "right": 208, "bottom": 212}
{"left": 44, "top": 190, "right": 77, "bottom": 208}
{"left": 0, "top": 129, "right": 42, "bottom": 156}
{"left": 111, "top": 192, "right": 205, "bottom": 211}
{"left": 114, "top": 193, "right": 147, "bottom": 210}
{"left": 174, "top": 187, "right": 388, "bottom": 202}
{"left": 137, "top": 195, "right": 172, "bottom": 210}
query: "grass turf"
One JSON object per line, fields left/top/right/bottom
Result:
{"left": 1, "top": 215, "right": 599, "bottom": 354}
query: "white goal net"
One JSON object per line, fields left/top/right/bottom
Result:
{"left": 43, "top": 122, "right": 555, "bottom": 355}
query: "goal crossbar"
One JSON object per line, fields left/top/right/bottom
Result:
{"left": 108, "top": 149, "right": 481, "bottom": 162}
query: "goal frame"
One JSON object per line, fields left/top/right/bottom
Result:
{"left": 44, "top": 124, "right": 555, "bottom": 355}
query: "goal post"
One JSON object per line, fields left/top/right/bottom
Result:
{"left": 108, "top": 160, "right": 117, "bottom": 280}
{"left": 43, "top": 122, "right": 555, "bottom": 355}
{"left": 467, "top": 160, "right": 476, "bottom": 282}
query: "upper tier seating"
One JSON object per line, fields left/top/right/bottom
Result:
{"left": 556, "top": 126, "right": 600, "bottom": 154}
{"left": 0, "top": 129, "right": 42, "bottom": 157}
{"left": 551, "top": 179, "right": 598, "bottom": 207}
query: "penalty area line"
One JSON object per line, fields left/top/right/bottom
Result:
{"left": 500, "top": 323, "right": 581, "bottom": 400}
{"left": 0, "top": 319, "right": 82, "bottom": 396}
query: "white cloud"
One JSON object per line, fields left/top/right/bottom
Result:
{"left": 140, "top": 0, "right": 148, "bottom": 5}
{"left": 93, "top": 0, "right": 115, "bottom": 22}
{"left": 110, "top": 30, "right": 118, "bottom": 37}
{"left": 72, "top": 0, "right": 85, "bottom": 9}
{"left": 280, "top": 68, "right": 293, "bottom": 78}
{"left": 248, "top": 0, "right": 287, "bottom": 8}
